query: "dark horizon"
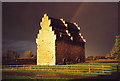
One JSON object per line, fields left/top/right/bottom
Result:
{"left": 2, "top": 2, "right": 118, "bottom": 57}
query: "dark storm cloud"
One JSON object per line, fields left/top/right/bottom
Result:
{"left": 75, "top": 3, "right": 118, "bottom": 56}
{"left": 2, "top": 2, "right": 81, "bottom": 41}
{"left": 2, "top": 2, "right": 118, "bottom": 56}
{"left": 2, "top": 40, "right": 36, "bottom": 56}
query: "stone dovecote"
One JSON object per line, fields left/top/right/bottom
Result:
{"left": 36, "top": 14, "right": 86, "bottom": 65}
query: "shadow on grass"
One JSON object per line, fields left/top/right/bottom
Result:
{"left": 2, "top": 72, "right": 120, "bottom": 81}
{"left": 69, "top": 72, "right": 120, "bottom": 81}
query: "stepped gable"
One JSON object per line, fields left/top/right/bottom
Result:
{"left": 36, "top": 14, "right": 86, "bottom": 65}
{"left": 48, "top": 17, "right": 84, "bottom": 43}
{"left": 49, "top": 17, "right": 66, "bottom": 31}
{"left": 66, "top": 21, "right": 80, "bottom": 32}
{"left": 66, "top": 21, "right": 81, "bottom": 41}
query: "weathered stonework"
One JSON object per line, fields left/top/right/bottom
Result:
{"left": 36, "top": 14, "right": 56, "bottom": 65}
{"left": 56, "top": 41, "right": 85, "bottom": 64}
{"left": 36, "top": 14, "right": 86, "bottom": 65}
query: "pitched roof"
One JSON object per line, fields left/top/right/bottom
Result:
{"left": 40, "top": 14, "right": 86, "bottom": 43}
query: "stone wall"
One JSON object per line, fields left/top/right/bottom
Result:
{"left": 36, "top": 14, "right": 56, "bottom": 65}
{"left": 55, "top": 40, "right": 85, "bottom": 65}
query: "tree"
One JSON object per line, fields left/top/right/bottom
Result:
{"left": 3, "top": 50, "right": 20, "bottom": 60}
{"left": 24, "top": 50, "right": 32, "bottom": 58}
{"left": 110, "top": 36, "right": 120, "bottom": 59}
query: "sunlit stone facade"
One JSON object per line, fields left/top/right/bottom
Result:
{"left": 36, "top": 14, "right": 86, "bottom": 65}
{"left": 36, "top": 14, "right": 56, "bottom": 65}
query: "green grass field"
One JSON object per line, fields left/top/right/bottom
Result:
{"left": 2, "top": 75, "right": 70, "bottom": 79}
{"left": 2, "top": 63, "right": 120, "bottom": 79}
{"left": 3, "top": 63, "right": 119, "bottom": 74}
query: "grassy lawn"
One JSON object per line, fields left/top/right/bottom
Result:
{"left": 2, "top": 63, "right": 119, "bottom": 76}
{"left": 2, "top": 75, "right": 71, "bottom": 80}
{"left": 3, "top": 69, "right": 97, "bottom": 76}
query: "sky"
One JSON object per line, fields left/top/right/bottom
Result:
{"left": 2, "top": 2, "right": 118, "bottom": 57}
